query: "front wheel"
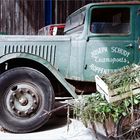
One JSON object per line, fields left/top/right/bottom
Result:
{"left": 0, "top": 67, "right": 54, "bottom": 133}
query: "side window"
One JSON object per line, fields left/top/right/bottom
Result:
{"left": 90, "top": 8, "right": 130, "bottom": 34}
{"left": 64, "top": 10, "right": 85, "bottom": 34}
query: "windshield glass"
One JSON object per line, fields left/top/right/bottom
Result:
{"left": 64, "top": 9, "right": 85, "bottom": 34}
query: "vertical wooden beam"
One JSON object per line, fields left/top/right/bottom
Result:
{"left": 0, "top": 0, "right": 1, "bottom": 32}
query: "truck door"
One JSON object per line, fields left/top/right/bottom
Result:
{"left": 84, "top": 6, "right": 134, "bottom": 81}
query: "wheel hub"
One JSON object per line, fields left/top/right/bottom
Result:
{"left": 6, "top": 83, "right": 39, "bottom": 117}
{"left": 19, "top": 97, "right": 28, "bottom": 106}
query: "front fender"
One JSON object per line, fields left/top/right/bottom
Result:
{"left": 0, "top": 53, "right": 77, "bottom": 98}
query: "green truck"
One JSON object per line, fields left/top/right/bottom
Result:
{"left": 0, "top": 1, "right": 139, "bottom": 133}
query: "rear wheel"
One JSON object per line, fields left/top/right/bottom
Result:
{"left": 0, "top": 67, "right": 54, "bottom": 133}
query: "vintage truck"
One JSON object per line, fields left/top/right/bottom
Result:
{"left": 0, "top": 1, "right": 140, "bottom": 133}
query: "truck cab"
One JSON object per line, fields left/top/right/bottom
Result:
{"left": 65, "top": 2, "right": 140, "bottom": 82}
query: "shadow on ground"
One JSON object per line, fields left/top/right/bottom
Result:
{"left": 35, "top": 102, "right": 71, "bottom": 132}
{"left": 37, "top": 115, "right": 69, "bottom": 132}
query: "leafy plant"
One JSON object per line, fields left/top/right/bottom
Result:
{"left": 73, "top": 64, "right": 140, "bottom": 126}
{"left": 102, "top": 64, "right": 140, "bottom": 92}
{"left": 74, "top": 93, "right": 140, "bottom": 126}
{"left": 70, "top": 65, "right": 140, "bottom": 140}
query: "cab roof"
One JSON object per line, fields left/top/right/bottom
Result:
{"left": 68, "top": 1, "right": 140, "bottom": 18}
{"left": 67, "top": 1, "right": 140, "bottom": 19}
{"left": 86, "top": 1, "right": 140, "bottom": 7}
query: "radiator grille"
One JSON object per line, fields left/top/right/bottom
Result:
{"left": 4, "top": 45, "right": 56, "bottom": 66}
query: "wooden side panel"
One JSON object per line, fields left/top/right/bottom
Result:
{"left": 0, "top": 0, "right": 45, "bottom": 35}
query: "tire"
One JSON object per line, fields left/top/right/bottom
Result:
{"left": 0, "top": 67, "right": 54, "bottom": 133}
{"left": 117, "top": 110, "right": 140, "bottom": 140}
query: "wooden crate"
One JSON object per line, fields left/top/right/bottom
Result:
{"left": 95, "top": 75, "right": 140, "bottom": 103}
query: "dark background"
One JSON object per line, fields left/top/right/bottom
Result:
{"left": 0, "top": 0, "right": 132, "bottom": 35}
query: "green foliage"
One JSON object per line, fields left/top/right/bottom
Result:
{"left": 102, "top": 64, "right": 140, "bottom": 92}
{"left": 74, "top": 64, "right": 140, "bottom": 126}
{"left": 74, "top": 92, "right": 140, "bottom": 126}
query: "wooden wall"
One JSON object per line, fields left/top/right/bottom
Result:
{"left": 52, "top": 0, "right": 110, "bottom": 24}
{"left": 0, "top": 0, "right": 45, "bottom": 35}
{"left": 0, "top": 0, "right": 131, "bottom": 35}
{"left": 52, "top": 0, "right": 130, "bottom": 24}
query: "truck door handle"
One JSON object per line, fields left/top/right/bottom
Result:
{"left": 126, "top": 43, "right": 133, "bottom": 48}
{"left": 138, "top": 45, "right": 140, "bottom": 50}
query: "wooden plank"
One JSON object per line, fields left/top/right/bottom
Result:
{"left": 0, "top": 0, "right": 1, "bottom": 32}
{"left": 95, "top": 74, "right": 140, "bottom": 103}
{"left": 0, "top": 0, "right": 45, "bottom": 35}
{"left": 38, "top": 0, "right": 45, "bottom": 30}
{"left": 9, "top": 0, "right": 14, "bottom": 34}
{"left": 15, "top": 0, "right": 20, "bottom": 34}
{"left": 2, "top": 0, "right": 7, "bottom": 33}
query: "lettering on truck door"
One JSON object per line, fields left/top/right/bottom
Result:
{"left": 84, "top": 6, "right": 135, "bottom": 81}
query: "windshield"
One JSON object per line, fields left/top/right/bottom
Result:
{"left": 64, "top": 9, "right": 85, "bottom": 34}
